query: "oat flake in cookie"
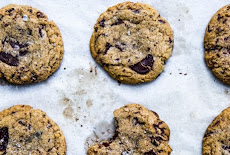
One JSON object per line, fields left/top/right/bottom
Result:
{"left": 90, "top": 2, "right": 174, "bottom": 84}
{"left": 203, "top": 107, "right": 230, "bottom": 155}
{"left": 0, "top": 105, "right": 66, "bottom": 154}
{"left": 204, "top": 5, "right": 230, "bottom": 85}
{"left": 0, "top": 4, "right": 64, "bottom": 84}
{"left": 88, "top": 104, "right": 172, "bottom": 155}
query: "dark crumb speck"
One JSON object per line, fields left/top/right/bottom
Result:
{"left": 118, "top": 81, "right": 121, "bottom": 86}
{"left": 225, "top": 89, "right": 229, "bottom": 95}
{"left": 94, "top": 66, "right": 97, "bottom": 76}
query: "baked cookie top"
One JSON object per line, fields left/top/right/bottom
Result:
{"left": 90, "top": 2, "right": 173, "bottom": 84}
{"left": 204, "top": 5, "right": 230, "bottom": 85}
{"left": 0, "top": 4, "right": 64, "bottom": 84}
{"left": 203, "top": 107, "right": 230, "bottom": 155}
{"left": 88, "top": 104, "right": 172, "bottom": 155}
{"left": 0, "top": 105, "right": 66, "bottom": 154}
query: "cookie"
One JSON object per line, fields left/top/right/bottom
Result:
{"left": 88, "top": 104, "right": 172, "bottom": 155}
{"left": 0, "top": 105, "right": 66, "bottom": 154}
{"left": 203, "top": 107, "right": 230, "bottom": 155}
{"left": 0, "top": 4, "right": 64, "bottom": 84}
{"left": 204, "top": 5, "right": 230, "bottom": 85}
{"left": 90, "top": 2, "right": 173, "bottom": 84}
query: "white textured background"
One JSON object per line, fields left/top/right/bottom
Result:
{"left": 0, "top": 0, "right": 230, "bottom": 154}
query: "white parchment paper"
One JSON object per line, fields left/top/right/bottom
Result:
{"left": 0, "top": 0, "right": 230, "bottom": 154}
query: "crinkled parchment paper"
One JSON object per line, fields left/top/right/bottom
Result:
{"left": 0, "top": 0, "right": 230, "bottom": 154}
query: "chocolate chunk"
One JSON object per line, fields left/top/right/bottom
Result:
{"left": 134, "top": 10, "right": 140, "bottom": 13}
{"left": 7, "top": 8, "right": 14, "bottom": 13}
{"left": 9, "top": 41, "right": 18, "bottom": 49}
{"left": 129, "top": 8, "right": 140, "bottom": 13}
{"left": 36, "top": 11, "right": 45, "bottom": 18}
{"left": 212, "top": 120, "right": 220, "bottom": 127}
{"left": 0, "top": 15, "right": 3, "bottom": 21}
{"left": 204, "top": 131, "right": 214, "bottom": 138}
{"left": 112, "top": 132, "right": 118, "bottom": 140}
{"left": 1, "top": 38, "right": 6, "bottom": 46}
{"left": 133, "top": 117, "right": 145, "bottom": 126}
{"left": 151, "top": 139, "right": 159, "bottom": 146}
{"left": 151, "top": 111, "right": 159, "bottom": 117}
{"left": 27, "top": 29, "right": 32, "bottom": 35}
{"left": 207, "top": 25, "right": 212, "bottom": 32}
{"left": 111, "top": 18, "right": 124, "bottom": 26}
{"left": 102, "top": 142, "right": 110, "bottom": 147}
{"left": 115, "top": 58, "right": 120, "bottom": 61}
{"left": 47, "top": 148, "right": 52, "bottom": 152}
{"left": 222, "top": 145, "right": 230, "bottom": 150}
{"left": 158, "top": 19, "right": 166, "bottom": 23}
{"left": 27, "top": 124, "right": 32, "bottom": 130}
{"left": 19, "top": 43, "right": 29, "bottom": 48}
{"left": 155, "top": 136, "right": 163, "bottom": 141}
{"left": 39, "top": 28, "right": 43, "bottom": 38}
{"left": 144, "top": 150, "right": 156, "bottom": 155}
{"left": 151, "top": 136, "right": 163, "bottom": 146}
{"left": 217, "top": 14, "right": 223, "bottom": 21}
{"left": 105, "top": 43, "right": 112, "bottom": 54}
{"left": 18, "top": 121, "right": 26, "bottom": 126}
{"left": 0, "top": 52, "right": 19, "bottom": 66}
{"left": 34, "top": 131, "right": 42, "bottom": 139}
{"left": 216, "top": 27, "right": 223, "bottom": 33}
{"left": 130, "top": 54, "right": 154, "bottom": 74}
{"left": 19, "top": 50, "right": 28, "bottom": 56}
{"left": 115, "top": 45, "right": 123, "bottom": 51}
{"left": 0, "top": 127, "right": 9, "bottom": 151}
{"left": 31, "top": 74, "right": 38, "bottom": 81}
{"left": 99, "top": 19, "right": 105, "bottom": 27}
{"left": 9, "top": 41, "right": 28, "bottom": 49}
{"left": 169, "top": 38, "right": 173, "bottom": 43}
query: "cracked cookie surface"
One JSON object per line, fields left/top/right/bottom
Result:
{"left": 88, "top": 104, "right": 172, "bottom": 155}
{"left": 203, "top": 107, "right": 230, "bottom": 155}
{"left": 0, "top": 105, "right": 66, "bottom": 155}
{"left": 90, "top": 2, "right": 173, "bottom": 84}
{"left": 0, "top": 4, "right": 64, "bottom": 84}
{"left": 204, "top": 4, "right": 230, "bottom": 85}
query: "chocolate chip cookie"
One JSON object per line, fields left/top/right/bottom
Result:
{"left": 204, "top": 5, "right": 230, "bottom": 85}
{"left": 0, "top": 105, "right": 66, "bottom": 154}
{"left": 203, "top": 107, "right": 230, "bottom": 155}
{"left": 88, "top": 104, "right": 172, "bottom": 155}
{"left": 90, "top": 2, "right": 173, "bottom": 84}
{"left": 0, "top": 4, "right": 64, "bottom": 84}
